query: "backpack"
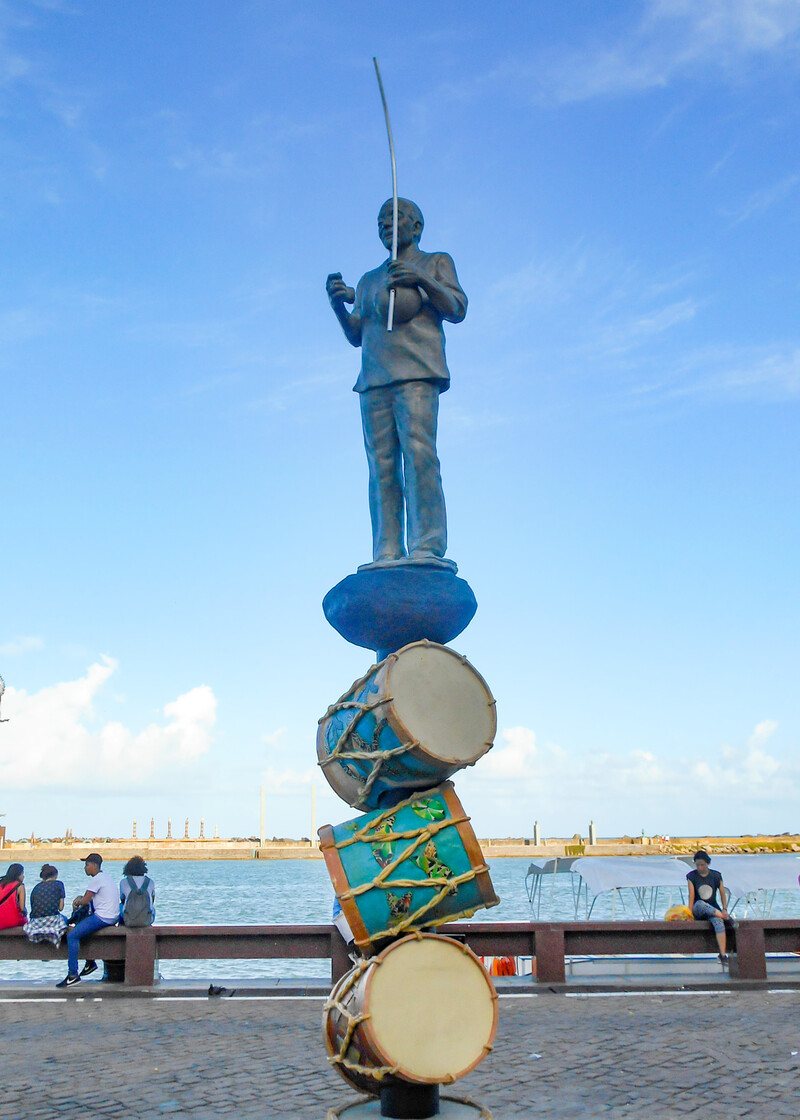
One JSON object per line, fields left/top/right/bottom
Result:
{"left": 122, "top": 876, "right": 153, "bottom": 927}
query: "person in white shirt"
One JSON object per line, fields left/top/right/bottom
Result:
{"left": 56, "top": 853, "right": 118, "bottom": 988}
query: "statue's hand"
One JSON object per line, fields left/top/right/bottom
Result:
{"left": 387, "top": 260, "right": 425, "bottom": 288}
{"left": 326, "top": 273, "right": 355, "bottom": 306}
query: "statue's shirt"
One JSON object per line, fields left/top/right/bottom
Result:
{"left": 352, "top": 248, "right": 467, "bottom": 394}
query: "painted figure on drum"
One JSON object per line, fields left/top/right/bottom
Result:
{"left": 326, "top": 199, "right": 467, "bottom": 571}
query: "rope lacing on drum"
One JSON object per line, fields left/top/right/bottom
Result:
{"left": 319, "top": 695, "right": 418, "bottom": 806}
{"left": 324, "top": 962, "right": 400, "bottom": 1082}
{"left": 333, "top": 793, "right": 493, "bottom": 941}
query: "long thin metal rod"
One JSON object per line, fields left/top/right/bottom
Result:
{"left": 373, "top": 57, "right": 397, "bottom": 331}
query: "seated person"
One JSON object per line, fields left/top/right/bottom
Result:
{"left": 23, "top": 864, "right": 67, "bottom": 946}
{"left": 119, "top": 856, "right": 156, "bottom": 925}
{"left": 56, "top": 853, "right": 118, "bottom": 988}
{"left": 0, "top": 863, "right": 26, "bottom": 930}
{"left": 686, "top": 849, "right": 736, "bottom": 964}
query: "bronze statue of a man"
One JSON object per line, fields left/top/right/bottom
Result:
{"left": 326, "top": 198, "right": 467, "bottom": 570}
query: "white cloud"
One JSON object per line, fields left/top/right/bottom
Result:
{"left": 260, "top": 727, "right": 325, "bottom": 797}
{"left": 480, "top": 726, "right": 539, "bottom": 779}
{"left": 431, "top": 0, "right": 800, "bottom": 113}
{"left": 255, "top": 718, "right": 794, "bottom": 836}
{"left": 666, "top": 344, "right": 800, "bottom": 402}
{"left": 0, "top": 4, "right": 85, "bottom": 125}
{"left": 484, "top": 242, "right": 700, "bottom": 350}
{"left": 260, "top": 764, "right": 320, "bottom": 796}
{"left": 0, "top": 635, "right": 44, "bottom": 656}
{"left": 0, "top": 307, "right": 54, "bottom": 344}
{"left": 596, "top": 298, "right": 700, "bottom": 355}
{"left": 458, "top": 718, "right": 794, "bottom": 817}
{"left": 749, "top": 718, "right": 779, "bottom": 746}
{"left": 484, "top": 240, "right": 800, "bottom": 407}
{"left": 693, "top": 719, "right": 781, "bottom": 790}
{"left": 727, "top": 172, "right": 800, "bottom": 225}
{"left": 0, "top": 658, "right": 216, "bottom": 789}
{"left": 526, "top": 0, "right": 800, "bottom": 105}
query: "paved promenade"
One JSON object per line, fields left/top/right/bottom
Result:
{"left": 1, "top": 988, "right": 799, "bottom": 1118}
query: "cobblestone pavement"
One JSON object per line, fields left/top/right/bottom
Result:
{"left": 1, "top": 989, "right": 799, "bottom": 1119}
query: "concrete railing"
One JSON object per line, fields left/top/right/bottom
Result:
{"left": 1, "top": 920, "right": 799, "bottom": 987}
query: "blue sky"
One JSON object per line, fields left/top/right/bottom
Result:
{"left": 1, "top": 0, "right": 798, "bottom": 843}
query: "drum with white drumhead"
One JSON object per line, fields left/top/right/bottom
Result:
{"left": 317, "top": 641, "right": 496, "bottom": 811}
{"left": 323, "top": 933, "right": 498, "bottom": 1096}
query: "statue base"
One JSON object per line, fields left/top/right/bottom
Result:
{"left": 358, "top": 556, "right": 458, "bottom": 575}
{"left": 323, "top": 566, "right": 477, "bottom": 659}
{"left": 326, "top": 1095, "right": 491, "bottom": 1119}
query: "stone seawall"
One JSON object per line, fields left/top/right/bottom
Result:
{"left": 0, "top": 841, "right": 321, "bottom": 861}
{"left": 3, "top": 833, "right": 797, "bottom": 861}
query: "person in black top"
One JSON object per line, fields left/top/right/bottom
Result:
{"left": 23, "top": 864, "right": 67, "bottom": 946}
{"left": 686, "top": 850, "right": 736, "bottom": 964}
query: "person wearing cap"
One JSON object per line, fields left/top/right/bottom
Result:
{"left": 56, "top": 853, "right": 118, "bottom": 988}
{"left": 686, "top": 849, "right": 736, "bottom": 964}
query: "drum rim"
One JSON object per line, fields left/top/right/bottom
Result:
{"left": 360, "top": 932, "right": 499, "bottom": 1084}
{"left": 323, "top": 967, "right": 386, "bottom": 1094}
{"left": 384, "top": 641, "right": 497, "bottom": 766}
{"left": 319, "top": 821, "right": 373, "bottom": 948}
{"left": 318, "top": 781, "right": 500, "bottom": 953}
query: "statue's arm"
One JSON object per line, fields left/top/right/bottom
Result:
{"left": 429, "top": 253, "right": 468, "bottom": 323}
{"left": 388, "top": 253, "right": 467, "bottom": 323}
{"left": 326, "top": 272, "right": 362, "bottom": 347}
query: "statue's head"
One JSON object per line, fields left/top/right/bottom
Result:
{"left": 378, "top": 198, "right": 424, "bottom": 251}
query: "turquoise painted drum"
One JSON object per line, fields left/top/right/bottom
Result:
{"left": 316, "top": 641, "right": 496, "bottom": 811}
{"left": 318, "top": 781, "right": 498, "bottom": 952}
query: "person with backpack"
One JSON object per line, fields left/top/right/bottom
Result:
{"left": 119, "top": 856, "right": 155, "bottom": 927}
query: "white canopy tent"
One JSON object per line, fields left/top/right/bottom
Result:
{"left": 525, "top": 853, "right": 800, "bottom": 920}
{"left": 569, "top": 856, "right": 690, "bottom": 919}
{"left": 524, "top": 857, "right": 577, "bottom": 918}
{"left": 706, "top": 854, "right": 800, "bottom": 916}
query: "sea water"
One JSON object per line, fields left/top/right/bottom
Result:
{"left": 2, "top": 856, "right": 798, "bottom": 983}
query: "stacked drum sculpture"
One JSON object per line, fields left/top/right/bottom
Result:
{"left": 321, "top": 197, "right": 497, "bottom": 1118}
{"left": 318, "top": 658, "right": 500, "bottom": 1119}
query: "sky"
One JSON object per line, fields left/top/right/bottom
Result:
{"left": 1, "top": 0, "right": 798, "bottom": 844}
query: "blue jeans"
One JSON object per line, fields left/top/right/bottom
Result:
{"left": 692, "top": 900, "right": 733, "bottom": 935}
{"left": 67, "top": 914, "right": 115, "bottom": 975}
